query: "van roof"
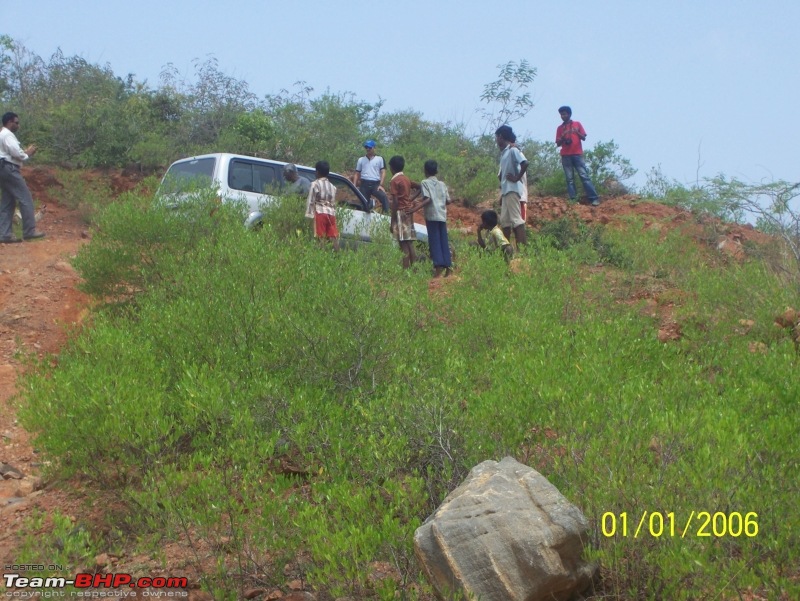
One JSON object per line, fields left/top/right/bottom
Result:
{"left": 171, "top": 153, "right": 334, "bottom": 177}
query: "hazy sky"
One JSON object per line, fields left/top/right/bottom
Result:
{"left": 5, "top": 0, "right": 798, "bottom": 187}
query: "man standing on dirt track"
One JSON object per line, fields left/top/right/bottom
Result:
{"left": 0, "top": 112, "right": 45, "bottom": 243}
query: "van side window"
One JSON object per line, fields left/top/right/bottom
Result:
{"left": 229, "top": 159, "right": 278, "bottom": 193}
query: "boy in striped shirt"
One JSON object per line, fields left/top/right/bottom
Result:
{"left": 305, "top": 160, "right": 339, "bottom": 251}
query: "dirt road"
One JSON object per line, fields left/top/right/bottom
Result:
{"left": 0, "top": 195, "right": 91, "bottom": 564}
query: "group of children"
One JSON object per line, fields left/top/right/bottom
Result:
{"left": 303, "top": 155, "right": 513, "bottom": 275}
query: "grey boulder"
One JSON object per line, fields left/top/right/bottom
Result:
{"left": 414, "top": 456, "right": 596, "bottom": 601}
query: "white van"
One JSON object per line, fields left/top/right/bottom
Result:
{"left": 157, "top": 153, "right": 428, "bottom": 243}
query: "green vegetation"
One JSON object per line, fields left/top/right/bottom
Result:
{"left": 15, "top": 190, "right": 800, "bottom": 600}
{"left": 13, "top": 510, "right": 105, "bottom": 575}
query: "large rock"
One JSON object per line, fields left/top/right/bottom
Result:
{"left": 414, "top": 456, "right": 596, "bottom": 601}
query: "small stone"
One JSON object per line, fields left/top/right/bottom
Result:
{"left": 95, "top": 553, "right": 111, "bottom": 568}
{"left": 775, "top": 307, "right": 798, "bottom": 329}
{"left": 287, "top": 579, "right": 303, "bottom": 591}
{"left": 53, "top": 261, "right": 76, "bottom": 274}
{"left": 14, "top": 476, "right": 43, "bottom": 497}
{"left": 283, "top": 594, "right": 315, "bottom": 601}
{"left": 1, "top": 463, "right": 24, "bottom": 479}
{"left": 244, "top": 589, "right": 266, "bottom": 599}
{"left": 367, "top": 561, "right": 400, "bottom": 585}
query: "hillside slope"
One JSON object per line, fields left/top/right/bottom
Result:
{"left": 1, "top": 167, "right": 792, "bottom": 600}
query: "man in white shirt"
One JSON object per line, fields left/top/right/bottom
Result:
{"left": 353, "top": 140, "right": 389, "bottom": 213}
{"left": 0, "top": 112, "right": 45, "bottom": 242}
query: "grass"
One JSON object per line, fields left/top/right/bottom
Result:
{"left": 14, "top": 193, "right": 800, "bottom": 600}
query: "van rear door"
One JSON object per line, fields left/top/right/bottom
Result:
{"left": 158, "top": 156, "right": 217, "bottom": 197}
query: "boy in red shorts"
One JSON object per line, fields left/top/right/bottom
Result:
{"left": 305, "top": 160, "right": 339, "bottom": 251}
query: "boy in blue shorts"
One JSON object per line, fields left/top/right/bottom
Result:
{"left": 408, "top": 160, "right": 452, "bottom": 278}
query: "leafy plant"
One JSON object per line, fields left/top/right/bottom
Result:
{"left": 584, "top": 139, "right": 637, "bottom": 193}
{"left": 710, "top": 176, "right": 800, "bottom": 264}
{"left": 538, "top": 215, "right": 632, "bottom": 268}
{"left": 478, "top": 59, "right": 537, "bottom": 133}
{"left": 13, "top": 510, "right": 102, "bottom": 578}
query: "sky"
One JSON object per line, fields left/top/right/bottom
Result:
{"left": 5, "top": 0, "right": 799, "bottom": 188}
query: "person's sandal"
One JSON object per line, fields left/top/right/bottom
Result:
{"left": 23, "top": 231, "right": 46, "bottom": 240}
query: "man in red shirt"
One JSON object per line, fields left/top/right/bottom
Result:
{"left": 556, "top": 106, "right": 599, "bottom": 207}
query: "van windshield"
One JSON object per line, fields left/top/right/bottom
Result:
{"left": 160, "top": 157, "right": 216, "bottom": 193}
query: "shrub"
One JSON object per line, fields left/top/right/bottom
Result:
{"left": 72, "top": 186, "right": 244, "bottom": 300}
{"left": 537, "top": 216, "right": 631, "bottom": 268}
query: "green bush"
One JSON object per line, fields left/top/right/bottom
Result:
{"left": 538, "top": 216, "right": 632, "bottom": 268}
{"left": 531, "top": 140, "right": 635, "bottom": 199}
{"left": 72, "top": 186, "right": 244, "bottom": 300}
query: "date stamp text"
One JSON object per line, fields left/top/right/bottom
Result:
{"left": 601, "top": 511, "right": 758, "bottom": 538}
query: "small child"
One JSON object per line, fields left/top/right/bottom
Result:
{"left": 305, "top": 160, "right": 339, "bottom": 251}
{"left": 477, "top": 209, "right": 513, "bottom": 262}
{"left": 388, "top": 155, "right": 416, "bottom": 269}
